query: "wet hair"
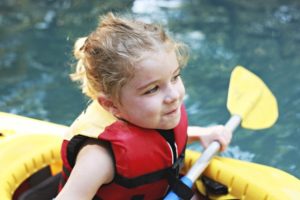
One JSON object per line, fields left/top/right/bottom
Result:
{"left": 71, "top": 12, "right": 189, "bottom": 103}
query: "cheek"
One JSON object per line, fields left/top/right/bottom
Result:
{"left": 134, "top": 98, "right": 161, "bottom": 116}
{"left": 140, "top": 100, "right": 160, "bottom": 112}
{"left": 178, "top": 81, "right": 186, "bottom": 99}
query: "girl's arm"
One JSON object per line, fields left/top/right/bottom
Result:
{"left": 55, "top": 140, "right": 114, "bottom": 200}
{"left": 188, "top": 125, "right": 232, "bottom": 152}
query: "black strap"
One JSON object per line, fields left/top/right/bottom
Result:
{"left": 166, "top": 172, "right": 194, "bottom": 200}
{"left": 157, "top": 129, "right": 177, "bottom": 164}
{"left": 131, "top": 194, "right": 145, "bottom": 200}
{"left": 67, "top": 134, "right": 90, "bottom": 167}
{"left": 114, "top": 166, "right": 171, "bottom": 188}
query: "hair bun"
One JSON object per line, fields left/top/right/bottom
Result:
{"left": 74, "top": 37, "right": 88, "bottom": 59}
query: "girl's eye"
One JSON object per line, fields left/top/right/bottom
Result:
{"left": 144, "top": 86, "right": 159, "bottom": 95}
{"left": 171, "top": 73, "right": 181, "bottom": 82}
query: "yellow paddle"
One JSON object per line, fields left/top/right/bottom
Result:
{"left": 227, "top": 66, "right": 278, "bottom": 129}
{"left": 164, "top": 66, "right": 278, "bottom": 199}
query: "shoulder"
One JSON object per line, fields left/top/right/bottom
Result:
{"left": 74, "top": 139, "right": 115, "bottom": 185}
{"left": 77, "top": 139, "right": 114, "bottom": 180}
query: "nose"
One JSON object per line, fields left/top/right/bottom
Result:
{"left": 164, "top": 84, "right": 180, "bottom": 104}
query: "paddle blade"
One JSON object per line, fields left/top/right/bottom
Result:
{"left": 227, "top": 66, "right": 278, "bottom": 129}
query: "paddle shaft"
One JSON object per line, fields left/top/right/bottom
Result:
{"left": 185, "top": 114, "right": 241, "bottom": 182}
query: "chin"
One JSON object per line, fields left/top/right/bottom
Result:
{"left": 161, "top": 118, "right": 181, "bottom": 130}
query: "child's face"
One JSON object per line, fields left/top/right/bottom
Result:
{"left": 115, "top": 50, "right": 185, "bottom": 130}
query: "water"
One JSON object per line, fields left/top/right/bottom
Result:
{"left": 1, "top": 0, "right": 299, "bottom": 178}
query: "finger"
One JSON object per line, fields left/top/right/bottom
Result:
{"left": 220, "top": 130, "right": 230, "bottom": 151}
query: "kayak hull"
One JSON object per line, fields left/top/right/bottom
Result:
{"left": 1, "top": 112, "right": 300, "bottom": 200}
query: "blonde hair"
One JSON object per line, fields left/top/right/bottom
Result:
{"left": 71, "top": 12, "right": 189, "bottom": 102}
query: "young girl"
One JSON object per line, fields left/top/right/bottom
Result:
{"left": 56, "top": 13, "right": 232, "bottom": 200}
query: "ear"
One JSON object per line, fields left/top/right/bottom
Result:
{"left": 97, "top": 94, "right": 121, "bottom": 117}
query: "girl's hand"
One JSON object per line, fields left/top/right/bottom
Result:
{"left": 188, "top": 125, "right": 232, "bottom": 151}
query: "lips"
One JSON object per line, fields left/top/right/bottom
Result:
{"left": 165, "top": 107, "right": 178, "bottom": 115}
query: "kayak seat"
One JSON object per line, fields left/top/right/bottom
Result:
{"left": 17, "top": 170, "right": 61, "bottom": 200}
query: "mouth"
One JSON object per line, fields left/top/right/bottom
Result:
{"left": 165, "top": 107, "right": 179, "bottom": 115}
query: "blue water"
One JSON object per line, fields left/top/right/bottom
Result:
{"left": 1, "top": 0, "right": 299, "bottom": 178}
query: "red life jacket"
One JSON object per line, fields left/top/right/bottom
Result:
{"left": 59, "top": 102, "right": 188, "bottom": 200}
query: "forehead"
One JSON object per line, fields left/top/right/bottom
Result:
{"left": 134, "top": 50, "right": 178, "bottom": 74}
{"left": 124, "top": 50, "right": 179, "bottom": 88}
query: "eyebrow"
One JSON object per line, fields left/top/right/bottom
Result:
{"left": 137, "top": 66, "right": 181, "bottom": 91}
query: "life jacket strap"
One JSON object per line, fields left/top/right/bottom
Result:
{"left": 165, "top": 171, "right": 194, "bottom": 200}
{"left": 165, "top": 153, "right": 194, "bottom": 200}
